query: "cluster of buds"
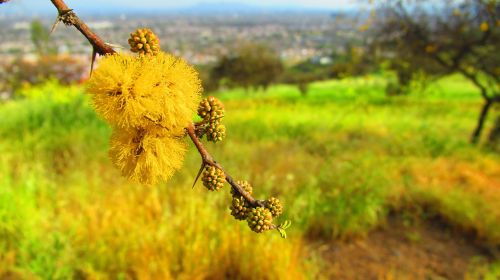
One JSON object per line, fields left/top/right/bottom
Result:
{"left": 230, "top": 181, "right": 253, "bottom": 220}
{"left": 195, "top": 97, "right": 288, "bottom": 235}
{"left": 206, "top": 122, "right": 226, "bottom": 142}
{"left": 228, "top": 180, "right": 285, "bottom": 234}
{"left": 199, "top": 163, "right": 286, "bottom": 234}
{"left": 247, "top": 207, "right": 274, "bottom": 233}
{"left": 197, "top": 96, "right": 226, "bottom": 142}
{"left": 128, "top": 28, "right": 160, "bottom": 55}
{"left": 243, "top": 197, "right": 283, "bottom": 233}
{"left": 265, "top": 197, "right": 283, "bottom": 218}
{"left": 202, "top": 165, "right": 225, "bottom": 191}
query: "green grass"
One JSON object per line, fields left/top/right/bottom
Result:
{"left": 0, "top": 76, "right": 499, "bottom": 279}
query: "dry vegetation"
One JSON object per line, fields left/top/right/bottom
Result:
{"left": 0, "top": 76, "right": 499, "bottom": 279}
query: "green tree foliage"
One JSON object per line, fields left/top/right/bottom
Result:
{"left": 373, "top": 0, "right": 500, "bottom": 143}
{"left": 211, "top": 43, "right": 284, "bottom": 91}
{"left": 196, "top": 65, "right": 219, "bottom": 93}
{"left": 280, "top": 60, "right": 331, "bottom": 96}
{"left": 333, "top": 45, "right": 375, "bottom": 78}
{"left": 30, "top": 20, "right": 57, "bottom": 56}
{"left": 0, "top": 21, "right": 83, "bottom": 97}
{"left": 280, "top": 44, "right": 375, "bottom": 96}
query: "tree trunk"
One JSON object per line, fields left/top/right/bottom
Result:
{"left": 488, "top": 115, "right": 500, "bottom": 150}
{"left": 471, "top": 99, "right": 493, "bottom": 144}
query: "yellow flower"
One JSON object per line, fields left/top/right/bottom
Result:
{"left": 480, "top": 22, "right": 489, "bottom": 32}
{"left": 109, "top": 127, "right": 186, "bottom": 185}
{"left": 87, "top": 51, "right": 202, "bottom": 184}
{"left": 425, "top": 44, "right": 437, "bottom": 54}
{"left": 87, "top": 52, "right": 202, "bottom": 134}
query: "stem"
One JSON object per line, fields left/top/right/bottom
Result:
{"left": 186, "top": 123, "right": 265, "bottom": 208}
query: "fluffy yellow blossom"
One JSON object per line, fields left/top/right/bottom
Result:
{"left": 480, "top": 22, "right": 489, "bottom": 32}
{"left": 87, "top": 52, "right": 202, "bottom": 134}
{"left": 87, "top": 50, "right": 202, "bottom": 184}
{"left": 109, "top": 127, "right": 186, "bottom": 185}
{"left": 425, "top": 44, "right": 437, "bottom": 54}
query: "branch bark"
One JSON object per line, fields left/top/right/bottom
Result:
{"left": 50, "top": 0, "right": 115, "bottom": 55}
{"left": 471, "top": 99, "right": 494, "bottom": 144}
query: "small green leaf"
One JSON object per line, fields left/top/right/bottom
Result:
{"left": 276, "top": 220, "right": 291, "bottom": 239}
{"left": 277, "top": 228, "right": 287, "bottom": 239}
{"left": 280, "top": 220, "right": 291, "bottom": 230}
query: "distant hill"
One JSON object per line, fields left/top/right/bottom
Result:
{"left": 178, "top": 2, "right": 329, "bottom": 14}
{"left": 183, "top": 2, "right": 264, "bottom": 13}
{"left": 0, "top": 1, "right": 348, "bottom": 17}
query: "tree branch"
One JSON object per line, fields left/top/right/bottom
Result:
{"left": 186, "top": 123, "right": 265, "bottom": 208}
{"left": 48, "top": 0, "right": 268, "bottom": 210}
{"left": 395, "top": 5, "right": 493, "bottom": 102}
{"left": 50, "top": 0, "right": 115, "bottom": 55}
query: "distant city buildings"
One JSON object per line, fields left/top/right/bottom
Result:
{"left": 0, "top": 12, "right": 361, "bottom": 66}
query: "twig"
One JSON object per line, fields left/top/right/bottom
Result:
{"left": 186, "top": 123, "right": 265, "bottom": 208}
{"left": 50, "top": 0, "right": 115, "bottom": 55}
{"left": 48, "top": 0, "right": 268, "bottom": 210}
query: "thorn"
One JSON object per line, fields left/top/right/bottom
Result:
{"left": 89, "top": 47, "right": 97, "bottom": 77}
{"left": 192, "top": 162, "right": 206, "bottom": 189}
{"left": 105, "top": 43, "right": 125, "bottom": 49}
{"left": 60, "top": 8, "right": 74, "bottom": 15}
{"left": 50, "top": 17, "right": 60, "bottom": 34}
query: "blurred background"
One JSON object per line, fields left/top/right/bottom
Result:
{"left": 0, "top": 0, "right": 499, "bottom": 279}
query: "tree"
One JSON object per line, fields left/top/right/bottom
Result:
{"left": 488, "top": 115, "right": 500, "bottom": 150}
{"left": 280, "top": 71, "right": 322, "bottom": 96}
{"left": 372, "top": 0, "right": 500, "bottom": 143}
{"left": 4, "top": 55, "right": 87, "bottom": 94}
{"left": 211, "top": 43, "right": 284, "bottom": 91}
{"left": 31, "top": 20, "right": 58, "bottom": 55}
{"left": 2, "top": 21, "right": 84, "bottom": 96}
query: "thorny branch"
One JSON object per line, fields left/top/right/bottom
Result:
{"left": 50, "top": 0, "right": 114, "bottom": 55}
{"left": 186, "top": 123, "right": 265, "bottom": 208}
{"left": 47, "top": 0, "right": 270, "bottom": 215}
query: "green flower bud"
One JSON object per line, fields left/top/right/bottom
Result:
{"left": 202, "top": 166, "right": 225, "bottom": 191}
{"left": 231, "top": 180, "right": 253, "bottom": 197}
{"left": 265, "top": 197, "right": 283, "bottom": 217}
{"left": 206, "top": 121, "right": 226, "bottom": 142}
{"left": 230, "top": 196, "right": 251, "bottom": 220}
{"left": 198, "top": 96, "right": 225, "bottom": 121}
{"left": 247, "top": 207, "right": 273, "bottom": 233}
{"left": 128, "top": 28, "right": 160, "bottom": 55}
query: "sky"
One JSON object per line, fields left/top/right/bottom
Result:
{"left": 2, "top": 0, "right": 360, "bottom": 15}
